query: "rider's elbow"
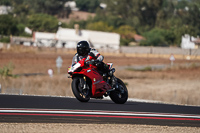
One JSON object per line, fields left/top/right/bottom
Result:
{"left": 97, "top": 55, "right": 104, "bottom": 62}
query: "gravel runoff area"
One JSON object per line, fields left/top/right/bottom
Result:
{"left": 0, "top": 123, "right": 200, "bottom": 133}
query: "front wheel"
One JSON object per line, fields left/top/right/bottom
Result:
{"left": 72, "top": 77, "right": 91, "bottom": 102}
{"left": 109, "top": 78, "right": 128, "bottom": 104}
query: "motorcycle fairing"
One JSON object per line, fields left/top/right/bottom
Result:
{"left": 73, "top": 67, "right": 111, "bottom": 98}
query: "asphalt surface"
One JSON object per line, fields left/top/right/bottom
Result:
{"left": 0, "top": 94, "right": 200, "bottom": 127}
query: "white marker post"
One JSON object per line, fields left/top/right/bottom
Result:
{"left": 48, "top": 69, "right": 53, "bottom": 77}
{"left": 56, "top": 56, "right": 63, "bottom": 74}
{"left": 169, "top": 54, "right": 175, "bottom": 66}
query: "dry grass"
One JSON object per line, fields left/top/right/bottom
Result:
{"left": 1, "top": 75, "right": 73, "bottom": 97}
{"left": 1, "top": 45, "right": 200, "bottom": 106}
{"left": 1, "top": 67, "right": 200, "bottom": 106}
{"left": 115, "top": 68, "right": 200, "bottom": 105}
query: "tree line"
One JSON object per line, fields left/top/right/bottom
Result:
{"left": 0, "top": 0, "right": 200, "bottom": 46}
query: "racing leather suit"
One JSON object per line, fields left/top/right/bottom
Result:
{"left": 72, "top": 49, "right": 109, "bottom": 75}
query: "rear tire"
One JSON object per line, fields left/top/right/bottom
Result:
{"left": 72, "top": 77, "right": 90, "bottom": 102}
{"left": 109, "top": 78, "right": 128, "bottom": 104}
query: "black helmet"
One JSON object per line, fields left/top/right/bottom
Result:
{"left": 77, "top": 41, "right": 90, "bottom": 56}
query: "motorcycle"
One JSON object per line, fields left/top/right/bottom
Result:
{"left": 68, "top": 54, "right": 128, "bottom": 104}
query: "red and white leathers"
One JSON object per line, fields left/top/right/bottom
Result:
{"left": 72, "top": 48, "right": 104, "bottom": 66}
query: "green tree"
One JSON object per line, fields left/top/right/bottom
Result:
{"left": 115, "top": 25, "right": 135, "bottom": 41}
{"left": 75, "top": 0, "right": 100, "bottom": 13}
{"left": 139, "top": 0, "right": 163, "bottom": 28}
{"left": 0, "top": 0, "right": 12, "bottom": 5}
{"left": 175, "top": 0, "right": 189, "bottom": 9}
{"left": 0, "top": 15, "right": 18, "bottom": 35}
{"left": 103, "top": 0, "right": 163, "bottom": 32}
{"left": 86, "top": 21, "right": 113, "bottom": 32}
{"left": 27, "top": 14, "right": 59, "bottom": 32}
{"left": 9, "top": 0, "right": 70, "bottom": 16}
{"left": 140, "top": 28, "right": 176, "bottom": 46}
{"left": 115, "top": 25, "right": 136, "bottom": 46}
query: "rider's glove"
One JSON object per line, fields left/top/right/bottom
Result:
{"left": 85, "top": 60, "right": 99, "bottom": 66}
{"left": 90, "top": 59, "right": 96, "bottom": 65}
{"left": 95, "top": 61, "right": 102, "bottom": 67}
{"left": 84, "top": 61, "right": 90, "bottom": 66}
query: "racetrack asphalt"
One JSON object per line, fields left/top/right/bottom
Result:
{"left": 0, "top": 94, "right": 200, "bottom": 127}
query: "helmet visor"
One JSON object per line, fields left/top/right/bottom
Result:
{"left": 77, "top": 47, "right": 88, "bottom": 56}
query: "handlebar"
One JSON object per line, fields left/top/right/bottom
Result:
{"left": 85, "top": 59, "right": 99, "bottom": 66}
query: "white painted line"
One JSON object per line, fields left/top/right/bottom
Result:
{"left": 0, "top": 108, "right": 200, "bottom": 119}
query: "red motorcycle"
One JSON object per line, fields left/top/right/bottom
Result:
{"left": 68, "top": 55, "right": 128, "bottom": 104}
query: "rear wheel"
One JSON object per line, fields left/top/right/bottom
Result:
{"left": 72, "top": 77, "right": 90, "bottom": 102}
{"left": 109, "top": 78, "right": 128, "bottom": 104}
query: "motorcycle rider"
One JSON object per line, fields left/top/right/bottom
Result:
{"left": 72, "top": 40, "right": 114, "bottom": 77}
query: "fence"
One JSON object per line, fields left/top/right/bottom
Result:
{"left": 120, "top": 46, "right": 200, "bottom": 56}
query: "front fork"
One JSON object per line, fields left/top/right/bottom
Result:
{"left": 80, "top": 76, "right": 87, "bottom": 90}
{"left": 111, "top": 76, "right": 124, "bottom": 94}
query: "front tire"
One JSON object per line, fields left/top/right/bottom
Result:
{"left": 72, "top": 77, "right": 90, "bottom": 102}
{"left": 109, "top": 78, "right": 128, "bottom": 104}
